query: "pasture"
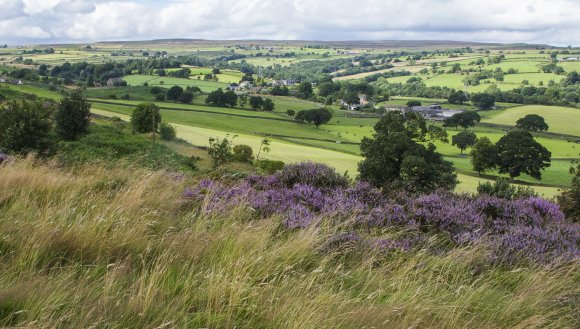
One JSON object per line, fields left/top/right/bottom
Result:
{"left": 480, "top": 105, "right": 580, "bottom": 136}
{"left": 123, "top": 75, "right": 228, "bottom": 92}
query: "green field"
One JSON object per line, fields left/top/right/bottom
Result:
{"left": 480, "top": 105, "right": 580, "bottom": 136}
{"left": 123, "top": 75, "right": 229, "bottom": 92}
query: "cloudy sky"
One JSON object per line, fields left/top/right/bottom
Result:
{"left": 1, "top": 0, "right": 579, "bottom": 46}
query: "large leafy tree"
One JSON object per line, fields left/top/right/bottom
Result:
{"left": 447, "top": 111, "right": 481, "bottom": 130}
{"left": 358, "top": 112, "right": 457, "bottom": 193}
{"left": 496, "top": 130, "right": 551, "bottom": 180}
{"left": 470, "top": 93, "right": 495, "bottom": 110}
{"left": 55, "top": 89, "right": 91, "bottom": 140}
{"left": 130, "top": 103, "right": 161, "bottom": 133}
{"left": 0, "top": 100, "right": 54, "bottom": 154}
{"left": 516, "top": 114, "right": 549, "bottom": 132}
{"left": 448, "top": 90, "right": 468, "bottom": 104}
{"left": 451, "top": 131, "right": 477, "bottom": 154}
{"left": 166, "top": 86, "right": 184, "bottom": 101}
{"left": 297, "top": 81, "right": 313, "bottom": 98}
{"left": 304, "top": 108, "right": 333, "bottom": 128}
{"left": 470, "top": 137, "right": 497, "bottom": 175}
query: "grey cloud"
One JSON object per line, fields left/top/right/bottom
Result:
{"left": 0, "top": 0, "right": 579, "bottom": 46}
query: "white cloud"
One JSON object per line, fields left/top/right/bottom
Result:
{"left": 0, "top": 0, "right": 579, "bottom": 45}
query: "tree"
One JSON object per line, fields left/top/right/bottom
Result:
{"left": 130, "top": 103, "right": 161, "bottom": 133}
{"left": 516, "top": 114, "right": 549, "bottom": 132}
{"left": 317, "top": 82, "right": 338, "bottom": 97}
{"left": 208, "top": 137, "right": 233, "bottom": 168}
{"left": 342, "top": 91, "right": 360, "bottom": 107}
{"left": 448, "top": 90, "right": 468, "bottom": 104}
{"left": 55, "top": 89, "right": 91, "bottom": 140}
{"left": 286, "top": 109, "right": 295, "bottom": 117}
{"left": 0, "top": 101, "right": 54, "bottom": 154}
{"left": 304, "top": 108, "right": 333, "bottom": 128}
{"left": 238, "top": 94, "right": 248, "bottom": 108}
{"left": 224, "top": 90, "right": 238, "bottom": 107}
{"left": 451, "top": 131, "right": 477, "bottom": 154}
{"left": 449, "top": 111, "right": 481, "bottom": 130}
{"left": 470, "top": 93, "right": 495, "bottom": 110}
{"left": 249, "top": 96, "right": 264, "bottom": 110}
{"left": 496, "top": 130, "right": 551, "bottom": 180}
{"left": 212, "top": 68, "right": 221, "bottom": 74}
{"left": 262, "top": 98, "right": 275, "bottom": 111}
{"left": 470, "top": 137, "right": 497, "bottom": 175}
{"left": 358, "top": 112, "right": 457, "bottom": 194}
{"left": 177, "top": 91, "right": 194, "bottom": 104}
{"left": 297, "top": 81, "right": 313, "bottom": 98}
{"left": 166, "top": 86, "right": 184, "bottom": 101}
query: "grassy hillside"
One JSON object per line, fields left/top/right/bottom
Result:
{"left": 0, "top": 158, "right": 577, "bottom": 328}
{"left": 480, "top": 105, "right": 580, "bottom": 136}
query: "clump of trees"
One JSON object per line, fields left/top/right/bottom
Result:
{"left": 205, "top": 89, "right": 238, "bottom": 107}
{"left": 358, "top": 112, "right": 457, "bottom": 194}
{"left": 295, "top": 108, "right": 333, "bottom": 128}
{"left": 470, "top": 130, "right": 551, "bottom": 180}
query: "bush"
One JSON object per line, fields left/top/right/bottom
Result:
{"left": 155, "top": 93, "right": 166, "bottom": 101}
{"left": 255, "top": 159, "right": 285, "bottom": 174}
{"left": 233, "top": 144, "right": 254, "bottom": 162}
{"left": 55, "top": 89, "right": 91, "bottom": 140}
{"left": 276, "top": 162, "right": 349, "bottom": 188}
{"left": 477, "top": 178, "right": 537, "bottom": 200}
{"left": 130, "top": 103, "right": 161, "bottom": 133}
{"left": 0, "top": 100, "right": 54, "bottom": 154}
{"left": 159, "top": 122, "right": 176, "bottom": 141}
{"left": 150, "top": 86, "right": 164, "bottom": 94}
{"left": 208, "top": 137, "right": 233, "bottom": 168}
{"left": 178, "top": 91, "right": 194, "bottom": 103}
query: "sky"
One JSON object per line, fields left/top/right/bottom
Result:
{"left": 1, "top": 0, "right": 579, "bottom": 46}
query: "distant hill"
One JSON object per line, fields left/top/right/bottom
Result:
{"left": 89, "top": 38, "right": 550, "bottom": 50}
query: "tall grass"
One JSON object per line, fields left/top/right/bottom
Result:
{"left": 0, "top": 157, "right": 577, "bottom": 328}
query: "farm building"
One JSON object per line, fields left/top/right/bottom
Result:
{"left": 409, "top": 104, "right": 464, "bottom": 121}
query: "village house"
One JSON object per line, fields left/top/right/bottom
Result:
{"left": 239, "top": 81, "right": 253, "bottom": 89}
{"left": 271, "top": 79, "right": 297, "bottom": 86}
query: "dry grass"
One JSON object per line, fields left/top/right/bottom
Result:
{"left": 0, "top": 157, "right": 577, "bottom": 328}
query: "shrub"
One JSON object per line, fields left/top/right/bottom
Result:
{"left": 55, "top": 89, "right": 91, "bottom": 140}
{"left": 178, "top": 91, "right": 194, "bottom": 103}
{"left": 0, "top": 100, "right": 54, "bottom": 154}
{"left": 130, "top": 103, "right": 161, "bottom": 133}
{"left": 233, "top": 144, "right": 254, "bottom": 162}
{"left": 276, "top": 162, "right": 349, "bottom": 188}
{"left": 159, "top": 122, "right": 176, "bottom": 141}
{"left": 477, "top": 178, "right": 537, "bottom": 200}
{"left": 255, "top": 159, "right": 285, "bottom": 174}
{"left": 208, "top": 137, "right": 233, "bottom": 168}
{"left": 155, "top": 93, "right": 166, "bottom": 101}
{"left": 150, "top": 86, "right": 164, "bottom": 94}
